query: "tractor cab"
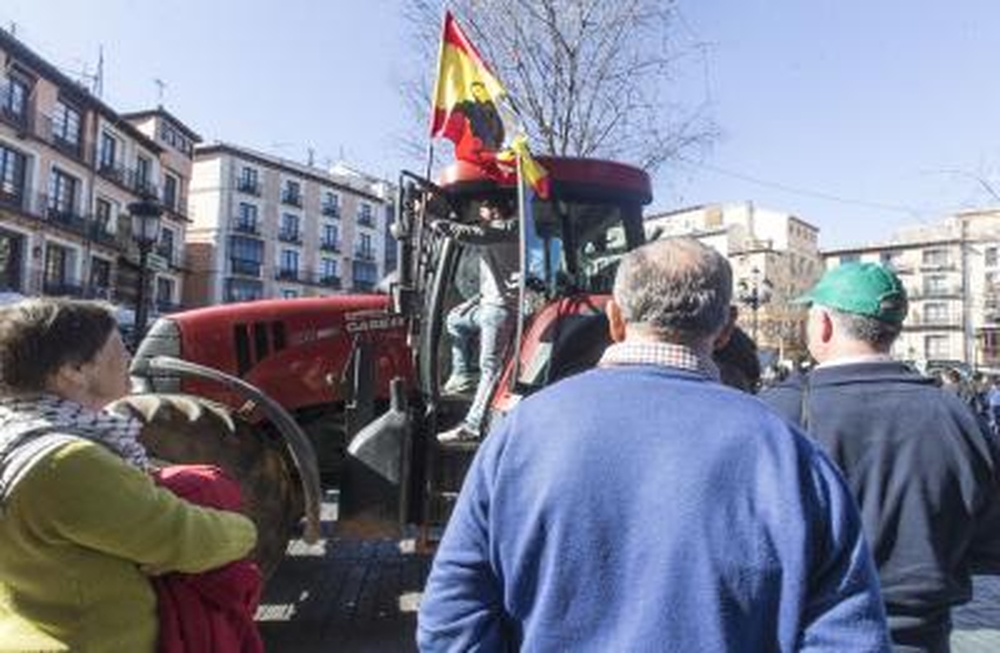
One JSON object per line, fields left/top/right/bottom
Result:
{"left": 341, "top": 157, "right": 652, "bottom": 537}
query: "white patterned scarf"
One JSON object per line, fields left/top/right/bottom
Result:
{"left": 0, "top": 394, "right": 150, "bottom": 507}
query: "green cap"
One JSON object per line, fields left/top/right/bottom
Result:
{"left": 796, "top": 262, "right": 908, "bottom": 324}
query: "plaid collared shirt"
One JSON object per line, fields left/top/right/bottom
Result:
{"left": 598, "top": 341, "right": 721, "bottom": 381}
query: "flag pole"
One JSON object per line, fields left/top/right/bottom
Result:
{"left": 510, "top": 149, "right": 528, "bottom": 389}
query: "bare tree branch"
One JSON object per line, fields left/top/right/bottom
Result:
{"left": 401, "top": 0, "right": 717, "bottom": 173}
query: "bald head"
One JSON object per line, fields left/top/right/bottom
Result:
{"left": 612, "top": 237, "right": 733, "bottom": 345}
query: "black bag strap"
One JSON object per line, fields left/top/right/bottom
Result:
{"left": 799, "top": 375, "right": 812, "bottom": 432}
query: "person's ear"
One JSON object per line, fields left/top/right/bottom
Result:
{"left": 713, "top": 305, "right": 738, "bottom": 351}
{"left": 819, "top": 308, "right": 835, "bottom": 344}
{"left": 606, "top": 300, "right": 627, "bottom": 343}
{"left": 46, "top": 362, "right": 87, "bottom": 397}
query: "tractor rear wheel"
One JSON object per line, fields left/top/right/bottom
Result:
{"left": 108, "top": 393, "right": 303, "bottom": 580}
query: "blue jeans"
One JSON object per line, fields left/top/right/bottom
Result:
{"left": 446, "top": 300, "right": 515, "bottom": 434}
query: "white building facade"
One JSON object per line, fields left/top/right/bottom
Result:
{"left": 186, "top": 143, "right": 394, "bottom": 306}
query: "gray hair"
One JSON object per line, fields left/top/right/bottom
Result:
{"left": 828, "top": 308, "right": 902, "bottom": 350}
{"left": 613, "top": 237, "right": 733, "bottom": 344}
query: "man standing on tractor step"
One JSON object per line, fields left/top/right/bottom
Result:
{"left": 761, "top": 262, "right": 1000, "bottom": 652}
{"left": 418, "top": 237, "right": 890, "bottom": 652}
{"left": 433, "top": 197, "right": 519, "bottom": 444}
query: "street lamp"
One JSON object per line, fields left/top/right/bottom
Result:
{"left": 737, "top": 266, "right": 773, "bottom": 342}
{"left": 128, "top": 194, "right": 163, "bottom": 348}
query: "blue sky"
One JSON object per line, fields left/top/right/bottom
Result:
{"left": 3, "top": 0, "right": 999, "bottom": 249}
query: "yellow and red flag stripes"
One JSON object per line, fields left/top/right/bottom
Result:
{"left": 499, "top": 135, "right": 550, "bottom": 200}
{"left": 430, "top": 12, "right": 509, "bottom": 166}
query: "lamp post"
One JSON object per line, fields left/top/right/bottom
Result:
{"left": 737, "top": 266, "right": 773, "bottom": 342}
{"left": 128, "top": 195, "right": 163, "bottom": 348}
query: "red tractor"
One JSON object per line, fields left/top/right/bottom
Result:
{"left": 119, "top": 156, "right": 652, "bottom": 576}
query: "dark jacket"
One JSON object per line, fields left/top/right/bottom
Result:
{"left": 761, "top": 362, "right": 1000, "bottom": 652}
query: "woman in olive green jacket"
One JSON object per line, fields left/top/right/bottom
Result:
{"left": 0, "top": 299, "right": 257, "bottom": 652}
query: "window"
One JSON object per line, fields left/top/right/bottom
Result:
{"left": 162, "top": 174, "right": 178, "bottom": 211}
{"left": 352, "top": 260, "right": 378, "bottom": 285}
{"left": 0, "top": 143, "right": 27, "bottom": 206}
{"left": 158, "top": 123, "right": 192, "bottom": 156}
{"left": 322, "top": 192, "right": 339, "bottom": 216}
{"left": 279, "top": 249, "right": 299, "bottom": 274}
{"left": 238, "top": 166, "right": 259, "bottom": 194}
{"left": 236, "top": 203, "right": 258, "bottom": 232}
{"left": 94, "top": 198, "right": 114, "bottom": 235}
{"left": 922, "top": 248, "right": 949, "bottom": 267}
{"left": 839, "top": 253, "right": 861, "bottom": 264}
{"left": 135, "top": 155, "right": 152, "bottom": 193}
{"left": 0, "top": 229, "right": 24, "bottom": 291}
{"left": 225, "top": 278, "right": 263, "bottom": 302}
{"left": 358, "top": 202, "right": 374, "bottom": 227}
{"left": 987, "top": 246, "right": 998, "bottom": 268}
{"left": 52, "top": 100, "right": 81, "bottom": 148}
{"left": 281, "top": 289, "right": 299, "bottom": 299}
{"left": 322, "top": 258, "right": 338, "bottom": 278}
{"left": 923, "top": 275, "right": 948, "bottom": 296}
{"left": 923, "top": 302, "right": 949, "bottom": 324}
{"left": 89, "top": 257, "right": 111, "bottom": 295}
{"left": 156, "top": 277, "right": 175, "bottom": 308}
{"left": 282, "top": 180, "right": 301, "bottom": 205}
{"left": 356, "top": 232, "right": 373, "bottom": 259}
{"left": 1, "top": 75, "right": 28, "bottom": 121}
{"left": 280, "top": 214, "right": 300, "bottom": 242}
{"left": 229, "top": 235, "right": 264, "bottom": 276}
{"left": 44, "top": 243, "right": 74, "bottom": 287}
{"left": 99, "top": 132, "right": 117, "bottom": 170}
{"left": 925, "top": 335, "right": 950, "bottom": 359}
{"left": 159, "top": 227, "right": 175, "bottom": 265}
{"left": 48, "top": 169, "right": 78, "bottom": 216}
{"left": 322, "top": 223, "right": 339, "bottom": 249}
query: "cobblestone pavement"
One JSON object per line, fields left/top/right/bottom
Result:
{"left": 952, "top": 576, "right": 1000, "bottom": 652}
{"left": 257, "top": 535, "right": 430, "bottom": 652}
{"left": 256, "top": 497, "right": 1000, "bottom": 652}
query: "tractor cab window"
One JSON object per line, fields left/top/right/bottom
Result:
{"left": 527, "top": 198, "right": 629, "bottom": 296}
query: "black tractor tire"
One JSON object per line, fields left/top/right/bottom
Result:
{"left": 108, "top": 393, "right": 303, "bottom": 580}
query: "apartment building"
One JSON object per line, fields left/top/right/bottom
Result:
{"left": 0, "top": 28, "right": 194, "bottom": 317}
{"left": 823, "top": 208, "right": 1000, "bottom": 368}
{"left": 645, "top": 201, "right": 823, "bottom": 363}
{"left": 186, "top": 143, "right": 393, "bottom": 306}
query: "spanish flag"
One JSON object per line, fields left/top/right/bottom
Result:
{"left": 430, "top": 12, "right": 509, "bottom": 166}
{"left": 430, "top": 12, "right": 550, "bottom": 199}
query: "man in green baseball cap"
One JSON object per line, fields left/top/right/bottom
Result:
{"left": 761, "top": 261, "right": 1000, "bottom": 650}
{"left": 794, "top": 262, "right": 908, "bottom": 325}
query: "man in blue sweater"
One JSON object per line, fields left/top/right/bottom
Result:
{"left": 418, "top": 237, "right": 890, "bottom": 651}
{"left": 761, "top": 262, "right": 1000, "bottom": 652}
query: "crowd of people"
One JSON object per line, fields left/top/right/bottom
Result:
{"left": 5, "top": 234, "right": 1000, "bottom": 652}
{"left": 419, "top": 242, "right": 1000, "bottom": 653}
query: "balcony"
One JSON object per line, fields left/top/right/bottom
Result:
{"left": 43, "top": 204, "right": 89, "bottom": 238}
{"left": 231, "top": 219, "right": 261, "bottom": 236}
{"left": 319, "top": 275, "right": 341, "bottom": 289}
{"left": 42, "top": 279, "right": 85, "bottom": 297}
{"left": 278, "top": 229, "right": 302, "bottom": 245}
{"left": 236, "top": 179, "right": 261, "bottom": 196}
{"left": 354, "top": 249, "right": 376, "bottom": 261}
{"left": 155, "top": 300, "right": 184, "bottom": 315}
{"left": 230, "top": 259, "right": 262, "bottom": 277}
{"left": 919, "top": 262, "right": 956, "bottom": 272}
{"left": 125, "top": 168, "right": 158, "bottom": 198}
{"left": 909, "top": 287, "right": 963, "bottom": 300}
{"left": 357, "top": 214, "right": 375, "bottom": 228}
{"left": 908, "top": 314, "right": 962, "bottom": 329}
{"left": 281, "top": 191, "right": 302, "bottom": 208}
{"left": 155, "top": 245, "right": 175, "bottom": 267}
{"left": 97, "top": 161, "right": 127, "bottom": 185}
{"left": 275, "top": 268, "right": 300, "bottom": 282}
{"left": 322, "top": 204, "right": 340, "bottom": 218}
{"left": 0, "top": 103, "right": 30, "bottom": 132}
{"left": 0, "top": 191, "right": 26, "bottom": 213}
{"left": 89, "top": 221, "right": 119, "bottom": 248}
{"left": 319, "top": 240, "right": 340, "bottom": 253}
{"left": 352, "top": 280, "right": 376, "bottom": 292}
